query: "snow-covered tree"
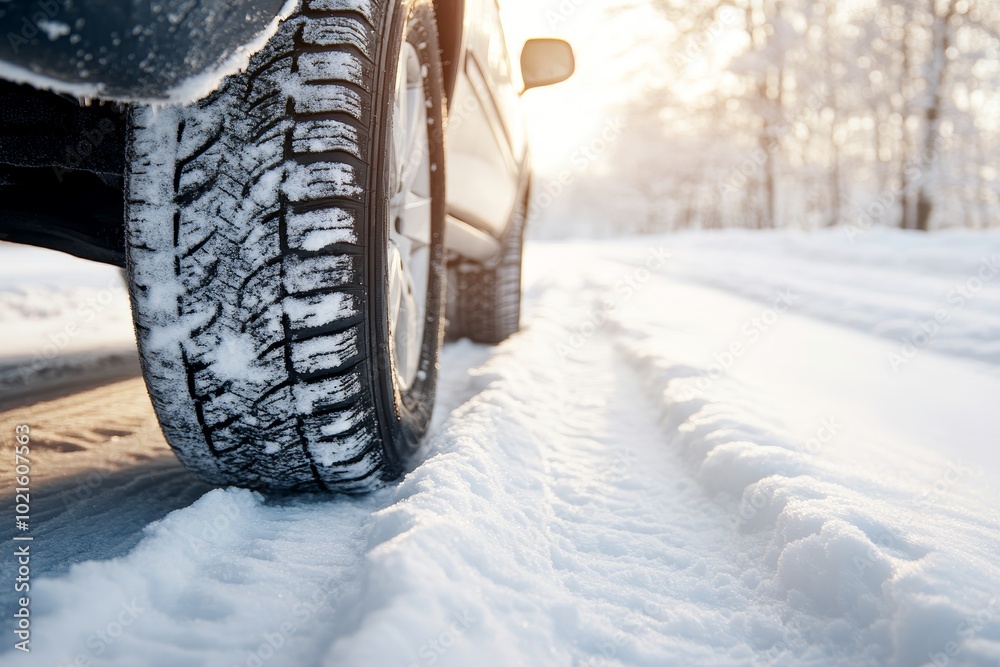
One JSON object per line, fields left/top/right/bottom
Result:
{"left": 591, "top": 0, "right": 1000, "bottom": 231}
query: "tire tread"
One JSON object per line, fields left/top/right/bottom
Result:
{"left": 127, "top": 3, "right": 393, "bottom": 491}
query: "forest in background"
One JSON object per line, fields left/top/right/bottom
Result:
{"left": 544, "top": 0, "right": 1000, "bottom": 236}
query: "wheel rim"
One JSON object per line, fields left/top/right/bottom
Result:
{"left": 388, "top": 39, "right": 432, "bottom": 392}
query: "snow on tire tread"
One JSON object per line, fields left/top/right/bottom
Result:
{"left": 126, "top": 2, "right": 387, "bottom": 492}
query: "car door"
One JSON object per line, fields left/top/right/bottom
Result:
{"left": 445, "top": 0, "right": 526, "bottom": 238}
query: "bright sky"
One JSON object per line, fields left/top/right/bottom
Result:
{"left": 500, "top": 0, "right": 758, "bottom": 179}
{"left": 501, "top": 0, "right": 668, "bottom": 176}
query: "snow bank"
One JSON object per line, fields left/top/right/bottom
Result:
{"left": 596, "top": 228, "right": 1000, "bottom": 666}
{"left": 0, "top": 244, "right": 136, "bottom": 395}
{"left": 616, "top": 327, "right": 1000, "bottom": 666}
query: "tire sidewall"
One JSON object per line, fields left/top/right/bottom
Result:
{"left": 369, "top": 0, "right": 447, "bottom": 474}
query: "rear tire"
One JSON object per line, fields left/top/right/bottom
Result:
{"left": 449, "top": 192, "right": 527, "bottom": 344}
{"left": 125, "top": 0, "right": 446, "bottom": 492}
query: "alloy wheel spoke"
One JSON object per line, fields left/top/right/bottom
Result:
{"left": 387, "top": 39, "right": 432, "bottom": 391}
{"left": 397, "top": 195, "right": 432, "bottom": 247}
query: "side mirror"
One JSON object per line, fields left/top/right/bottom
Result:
{"left": 520, "top": 39, "right": 575, "bottom": 93}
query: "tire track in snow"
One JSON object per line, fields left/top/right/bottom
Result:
{"left": 0, "top": 378, "right": 212, "bottom": 587}
{"left": 318, "top": 285, "right": 804, "bottom": 666}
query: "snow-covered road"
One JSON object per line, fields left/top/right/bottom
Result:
{"left": 2, "top": 230, "right": 999, "bottom": 666}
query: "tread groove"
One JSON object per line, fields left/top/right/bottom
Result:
{"left": 125, "top": 1, "right": 447, "bottom": 492}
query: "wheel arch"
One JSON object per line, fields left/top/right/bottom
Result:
{"left": 432, "top": 0, "right": 466, "bottom": 108}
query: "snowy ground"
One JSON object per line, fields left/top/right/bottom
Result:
{"left": 0, "top": 245, "right": 137, "bottom": 408}
{"left": 2, "top": 229, "right": 1000, "bottom": 666}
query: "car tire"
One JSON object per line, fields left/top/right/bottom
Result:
{"left": 449, "top": 192, "right": 527, "bottom": 344}
{"left": 125, "top": 0, "right": 446, "bottom": 492}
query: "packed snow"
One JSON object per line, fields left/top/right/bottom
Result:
{"left": 2, "top": 229, "right": 1000, "bottom": 666}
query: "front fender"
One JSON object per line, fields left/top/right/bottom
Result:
{"left": 0, "top": 0, "right": 293, "bottom": 102}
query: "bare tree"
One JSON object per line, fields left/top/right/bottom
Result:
{"left": 591, "top": 0, "right": 1000, "bottom": 233}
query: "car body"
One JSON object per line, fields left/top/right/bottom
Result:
{"left": 0, "top": 0, "right": 574, "bottom": 491}
{"left": 0, "top": 0, "right": 571, "bottom": 268}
